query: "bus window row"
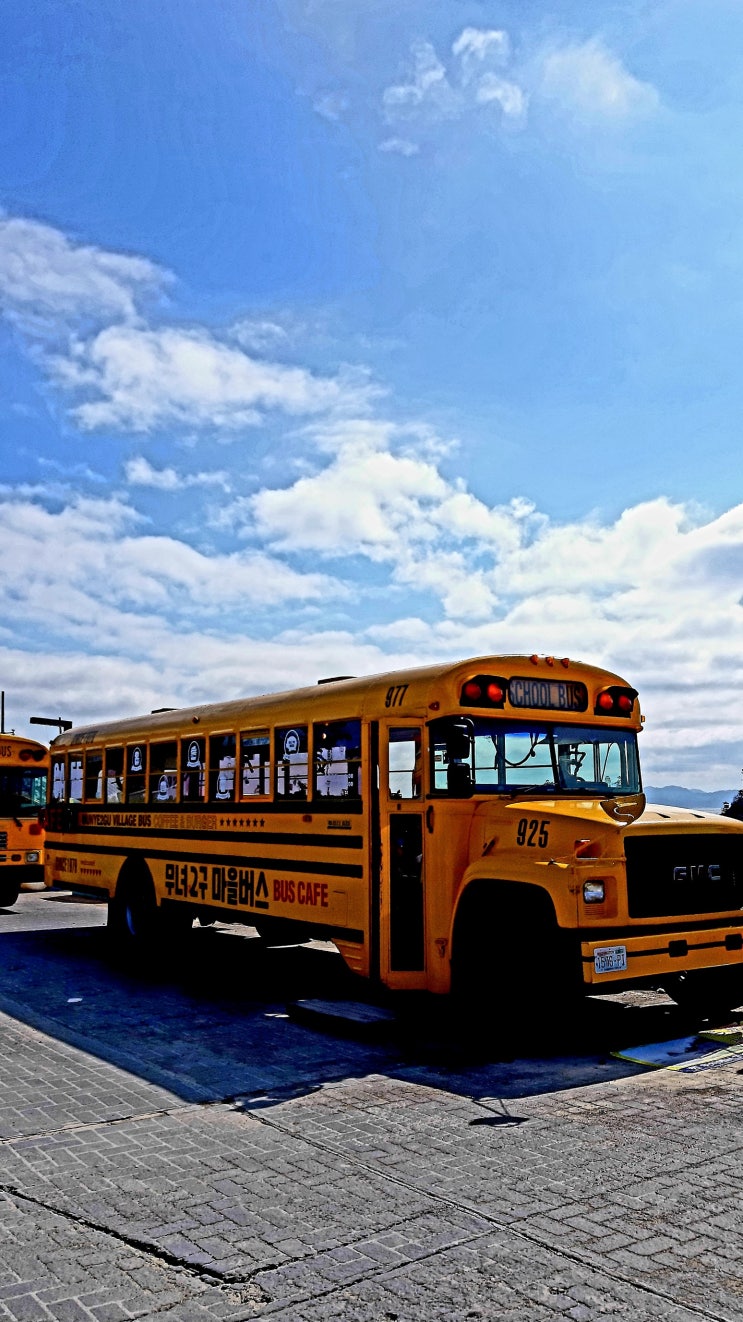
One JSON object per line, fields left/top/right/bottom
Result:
{"left": 51, "top": 720, "right": 363, "bottom": 806}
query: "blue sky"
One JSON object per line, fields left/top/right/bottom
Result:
{"left": 1, "top": 0, "right": 743, "bottom": 788}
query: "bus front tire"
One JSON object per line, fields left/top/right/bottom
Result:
{"left": 666, "top": 968, "right": 743, "bottom": 1019}
{"left": 0, "top": 882, "right": 19, "bottom": 909}
{"left": 451, "top": 882, "right": 579, "bottom": 1042}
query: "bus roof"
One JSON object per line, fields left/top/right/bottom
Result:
{"left": 51, "top": 653, "right": 641, "bottom": 748}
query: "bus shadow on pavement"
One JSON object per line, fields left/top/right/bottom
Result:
{"left": 0, "top": 899, "right": 734, "bottom": 1107}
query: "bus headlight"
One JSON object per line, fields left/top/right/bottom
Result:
{"left": 583, "top": 880, "right": 605, "bottom": 904}
{"left": 25, "top": 851, "right": 40, "bottom": 864}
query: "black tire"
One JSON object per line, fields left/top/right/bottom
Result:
{"left": 665, "top": 968, "right": 743, "bottom": 1019}
{"left": 0, "top": 882, "right": 19, "bottom": 909}
{"left": 108, "top": 865, "right": 193, "bottom": 951}
{"left": 108, "top": 869, "right": 159, "bottom": 948}
{"left": 451, "top": 883, "right": 581, "bottom": 1045}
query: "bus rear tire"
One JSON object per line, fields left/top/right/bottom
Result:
{"left": 108, "top": 866, "right": 159, "bottom": 950}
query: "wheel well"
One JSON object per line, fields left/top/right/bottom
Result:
{"left": 452, "top": 879, "right": 557, "bottom": 951}
{"left": 115, "top": 855, "right": 154, "bottom": 899}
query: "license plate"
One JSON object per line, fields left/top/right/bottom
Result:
{"left": 594, "top": 944, "right": 627, "bottom": 974}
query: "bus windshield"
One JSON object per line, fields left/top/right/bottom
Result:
{"left": 0, "top": 769, "right": 48, "bottom": 814}
{"left": 431, "top": 718, "right": 641, "bottom": 797}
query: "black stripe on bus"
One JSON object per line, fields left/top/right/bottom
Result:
{"left": 63, "top": 826, "right": 363, "bottom": 850}
{"left": 46, "top": 840, "right": 364, "bottom": 878}
{"left": 579, "top": 918, "right": 743, "bottom": 940}
{"left": 582, "top": 937, "right": 736, "bottom": 962}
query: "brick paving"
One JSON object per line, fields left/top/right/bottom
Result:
{"left": 0, "top": 894, "right": 740, "bottom": 1319}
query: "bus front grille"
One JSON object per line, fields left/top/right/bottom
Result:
{"left": 0, "top": 833, "right": 6, "bottom": 850}
{"left": 625, "top": 833, "right": 743, "bottom": 918}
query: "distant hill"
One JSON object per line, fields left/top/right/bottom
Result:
{"left": 644, "top": 785, "right": 737, "bottom": 814}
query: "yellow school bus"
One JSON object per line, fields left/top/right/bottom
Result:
{"left": 0, "top": 734, "right": 48, "bottom": 905}
{"left": 45, "top": 655, "right": 743, "bottom": 1014}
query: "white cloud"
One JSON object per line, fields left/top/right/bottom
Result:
{"left": 452, "top": 28, "right": 510, "bottom": 73}
{"left": 124, "top": 456, "right": 229, "bottom": 491}
{"left": 312, "top": 91, "right": 348, "bottom": 122}
{"left": 475, "top": 74, "right": 526, "bottom": 117}
{"left": 539, "top": 39, "right": 660, "bottom": 119}
{"left": 381, "top": 30, "right": 527, "bottom": 141}
{"left": 0, "top": 216, "right": 377, "bottom": 436}
{"left": 52, "top": 324, "right": 375, "bottom": 433}
{"left": 379, "top": 137, "right": 420, "bottom": 157}
{"left": 5, "top": 471, "right": 743, "bottom": 786}
{"left": 0, "top": 494, "right": 342, "bottom": 648}
{"left": 0, "top": 216, "right": 169, "bottom": 328}
{"left": 230, "top": 318, "right": 290, "bottom": 352}
{"left": 383, "top": 41, "right": 455, "bottom": 120}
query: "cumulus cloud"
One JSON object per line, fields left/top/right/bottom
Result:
{"left": 51, "top": 324, "right": 375, "bottom": 433}
{"left": 0, "top": 216, "right": 169, "bottom": 328}
{"left": 0, "top": 494, "right": 341, "bottom": 651}
{"left": 123, "top": 456, "right": 229, "bottom": 491}
{"left": 539, "top": 39, "right": 660, "bottom": 119}
{"left": 452, "top": 28, "right": 510, "bottom": 74}
{"left": 312, "top": 91, "right": 348, "bottom": 122}
{"left": 0, "top": 216, "right": 376, "bottom": 436}
{"left": 383, "top": 41, "right": 455, "bottom": 119}
{"left": 4, "top": 470, "right": 743, "bottom": 785}
{"left": 382, "top": 29, "right": 527, "bottom": 135}
{"left": 379, "top": 137, "right": 420, "bottom": 157}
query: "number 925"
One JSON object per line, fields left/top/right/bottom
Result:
{"left": 516, "top": 818, "right": 549, "bottom": 848}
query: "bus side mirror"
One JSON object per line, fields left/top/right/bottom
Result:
{"left": 445, "top": 719, "right": 473, "bottom": 797}
{"left": 447, "top": 762, "right": 473, "bottom": 796}
{"left": 445, "top": 720, "right": 472, "bottom": 763}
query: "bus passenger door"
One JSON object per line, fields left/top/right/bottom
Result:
{"left": 378, "top": 722, "right": 427, "bottom": 989}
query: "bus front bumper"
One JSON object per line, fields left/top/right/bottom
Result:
{"left": 581, "top": 924, "right": 743, "bottom": 986}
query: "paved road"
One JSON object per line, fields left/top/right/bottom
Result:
{"left": 0, "top": 891, "right": 740, "bottom": 1320}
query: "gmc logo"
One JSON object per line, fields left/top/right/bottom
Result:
{"left": 672, "top": 863, "right": 722, "bottom": 883}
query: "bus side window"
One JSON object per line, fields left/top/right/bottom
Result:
{"left": 240, "top": 730, "right": 270, "bottom": 797}
{"left": 388, "top": 728, "right": 421, "bottom": 799}
{"left": 150, "top": 741, "right": 178, "bottom": 802}
{"left": 69, "top": 756, "right": 83, "bottom": 803}
{"left": 275, "top": 726, "right": 308, "bottom": 800}
{"left": 181, "top": 738, "right": 205, "bottom": 802}
{"left": 314, "top": 719, "right": 362, "bottom": 799}
{"left": 105, "top": 747, "right": 124, "bottom": 803}
{"left": 84, "top": 751, "right": 103, "bottom": 801}
{"left": 210, "top": 733, "right": 236, "bottom": 801}
{"left": 51, "top": 756, "right": 66, "bottom": 801}
{"left": 126, "top": 744, "right": 147, "bottom": 803}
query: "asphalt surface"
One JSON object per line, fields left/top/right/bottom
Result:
{"left": 0, "top": 890, "right": 740, "bottom": 1320}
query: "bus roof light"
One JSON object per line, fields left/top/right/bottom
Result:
{"left": 460, "top": 675, "right": 507, "bottom": 708}
{"left": 595, "top": 686, "right": 638, "bottom": 718}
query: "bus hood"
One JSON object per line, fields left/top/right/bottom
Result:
{"left": 626, "top": 803, "right": 743, "bottom": 835}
